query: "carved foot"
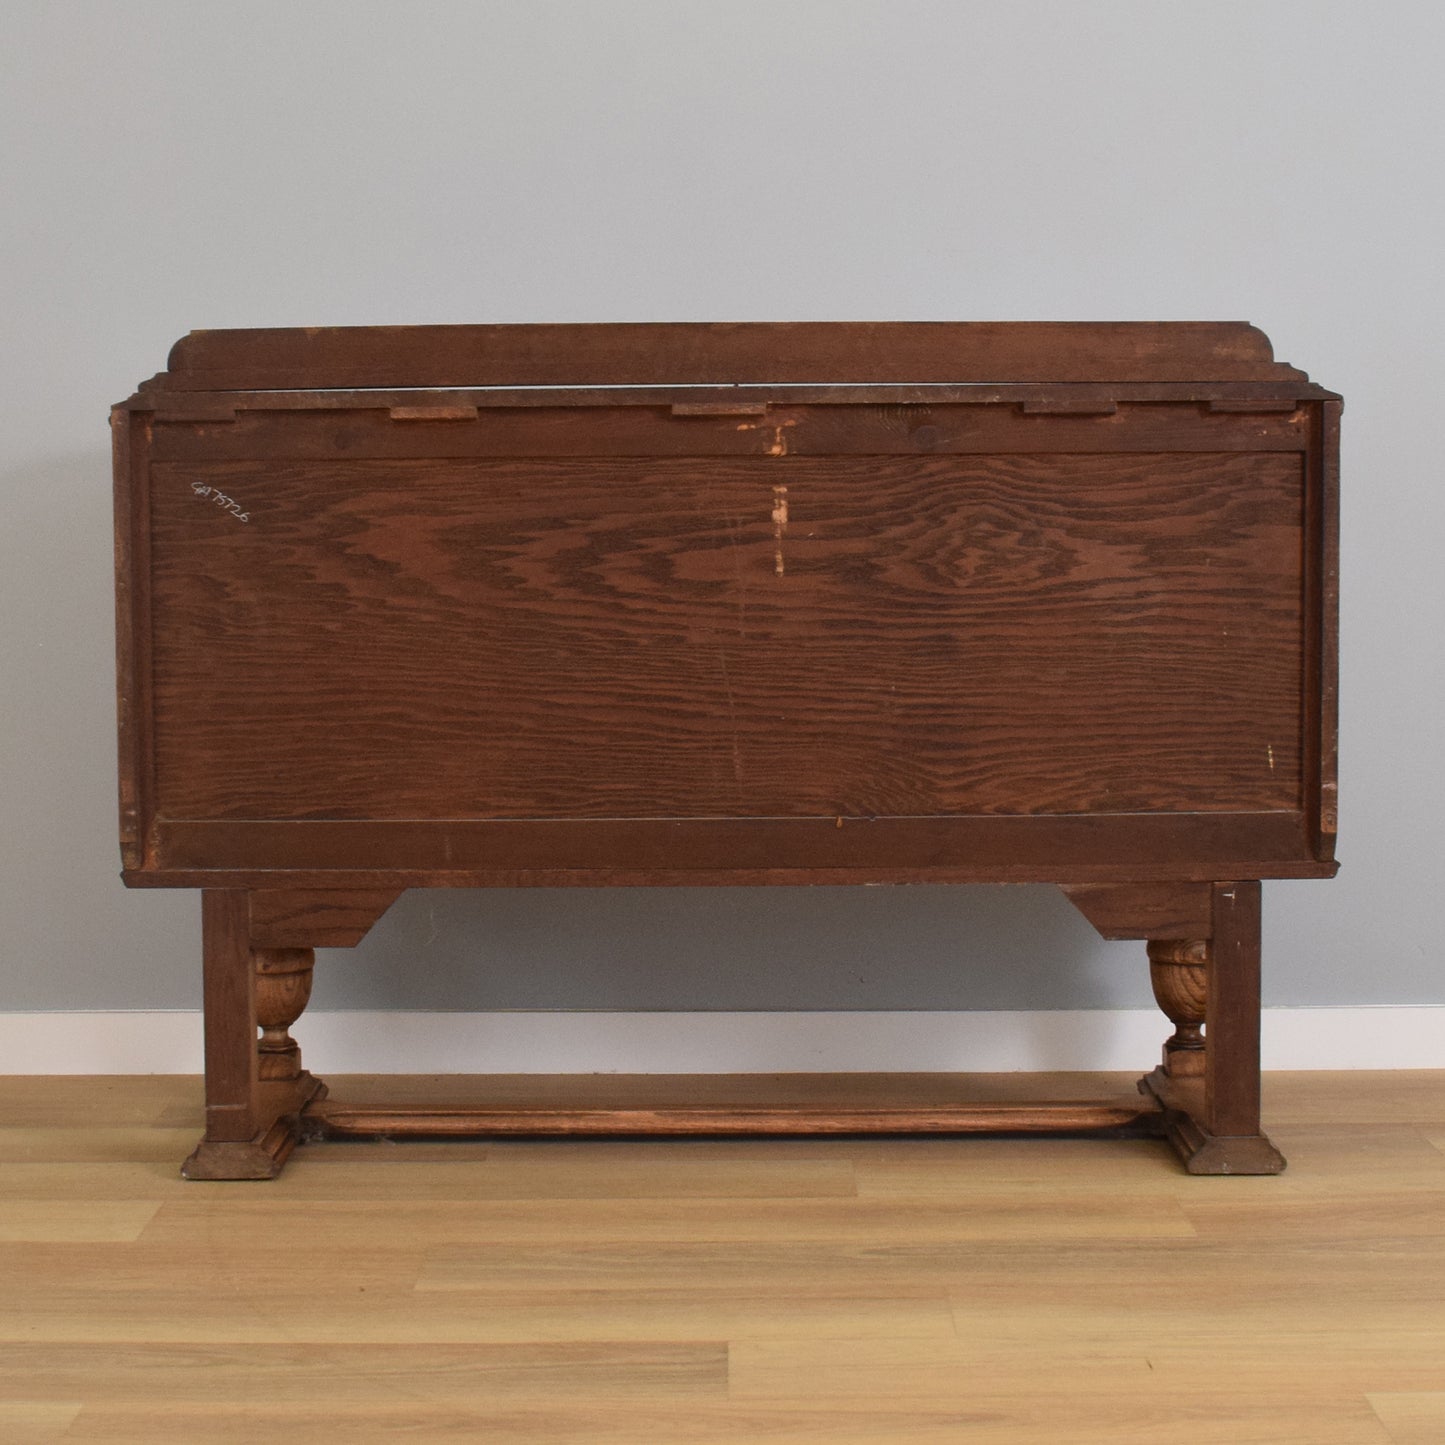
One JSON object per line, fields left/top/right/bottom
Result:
{"left": 189, "top": 889, "right": 400, "bottom": 1180}
{"left": 183, "top": 1073, "right": 327, "bottom": 1180}
{"left": 1140, "top": 883, "right": 1282, "bottom": 1174}
{"left": 1139, "top": 1068, "right": 1285, "bottom": 1175}
{"left": 182, "top": 1119, "right": 297, "bottom": 1181}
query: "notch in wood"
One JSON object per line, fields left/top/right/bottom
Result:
{"left": 671, "top": 401, "right": 771, "bottom": 417}
{"left": 1018, "top": 392, "right": 1118, "bottom": 416}
{"left": 389, "top": 404, "right": 479, "bottom": 422}
{"left": 1206, "top": 398, "right": 1301, "bottom": 414}
{"left": 152, "top": 399, "right": 239, "bottom": 423}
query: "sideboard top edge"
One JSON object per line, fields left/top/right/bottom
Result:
{"left": 151, "top": 322, "right": 1311, "bottom": 391}
{"left": 121, "top": 861, "right": 1341, "bottom": 890}
{"left": 117, "top": 379, "right": 1340, "bottom": 413}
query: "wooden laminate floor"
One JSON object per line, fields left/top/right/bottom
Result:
{"left": 1, "top": 1071, "right": 1443, "bottom": 1444}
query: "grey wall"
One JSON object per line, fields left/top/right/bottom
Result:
{"left": 2, "top": 1, "right": 1440, "bottom": 1016}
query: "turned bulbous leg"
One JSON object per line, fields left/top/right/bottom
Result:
{"left": 1147, "top": 938, "right": 1207, "bottom": 1079}
{"left": 255, "top": 947, "right": 315, "bottom": 1082}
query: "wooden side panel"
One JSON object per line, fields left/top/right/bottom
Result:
{"left": 145, "top": 446, "right": 1304, "bottom": 830}
{"left": 112, "top": 405, "right": 153, "bottom": 871}
{"left": 1317, "top": 398, "right": 1342, "bottom": 849}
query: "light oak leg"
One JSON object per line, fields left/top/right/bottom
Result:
{"left": 1140, "top": 881, "right": 1285, "bottom": 1175}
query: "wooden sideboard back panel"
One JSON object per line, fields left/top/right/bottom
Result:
{"left": 115, "top": 324, "right": 1338, "bottom": 884}
{"left": 147, "top": 447, "right": 1303, "bottom": 820}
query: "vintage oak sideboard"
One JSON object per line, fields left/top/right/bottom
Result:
{"left": 112, "top": 322, "right": 1339, "bottom": 1179}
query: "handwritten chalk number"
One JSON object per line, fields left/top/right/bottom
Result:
{"left": 190, "top": 480, "right": 250, "bottom": 522}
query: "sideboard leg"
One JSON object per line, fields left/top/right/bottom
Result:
{"left": 182, "top": 891, "right": 322, "bottom": 1180}
{"left": 256, "top": 947, "right": 320, "bottom": 1087}
{"left": 1140, "top": 881, "right": 1285, "bottom": 1175}
{"left": 180, "top": 886, "right": 400, "bottom": 1179}
{"left": 1147, "top": 938, "right": 1207, "bottom": 1080}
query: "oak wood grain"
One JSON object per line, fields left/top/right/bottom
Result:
{"left": 247, "top": 888, "right": 401, "bottom": 948}
{"left": 307, "top": 1097, "right": 1157, "bottom": 1138}
{"left": 147, "top": 450, "right": 1304, "bottom": 826}
{"left": 1061, "top": 880, "right": 1215, "bottom": 939}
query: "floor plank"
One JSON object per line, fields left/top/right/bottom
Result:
{"left": 0, "top": 1201, "right": 158, "bottom": 1244}
{"left": 50, "top": 1398, "right": 1398, "bottom": 1444}
{"left": 0, "top": 1341, "right": 727, "bottom": 1404}
{"left": 0, "top": 1072, "right": 1440, "bottom": 1441}
{"left": 1368, "top": 1391, "right": 1445, "bottom": 1444}
{"left": 0, "top": 1401, "right": 83, "bottom": 1444}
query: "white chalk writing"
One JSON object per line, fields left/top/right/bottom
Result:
{"left": 191, "top": 480, "right": 249, "bottom": 522}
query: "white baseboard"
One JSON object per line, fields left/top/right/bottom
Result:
{"left": 0, "top": 1007, "right": 1440, "bottom": 1074}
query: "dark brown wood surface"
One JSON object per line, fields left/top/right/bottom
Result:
{"left": 1204, "top": 880, "right": 1266, "bottom": 1138}
{"left": 111, "top": 323, "right": 1339, "bottom": 1177}
{"left": 116, "top": 323, "right": 1339, "bottom": 887}
{"left": 197, "top": 890, "right": 257, "bottom": 1144}
{"left": 155, "top": 321, "right": 1308, "bottom": 391}
{"left": 144, "top": 448, "right": 1304, "bottom": 837}
{"left": 141, "top": 398, "right": 1319, "bottom": 462}
{"left": 148, "top": 815, "right": 1315, "bottom": 878}
{"left": 247, "top": 888, "right": 401, "bottom": 948}
{"left": 1061, "top": 881, "right": 1215, "bottom": 940}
